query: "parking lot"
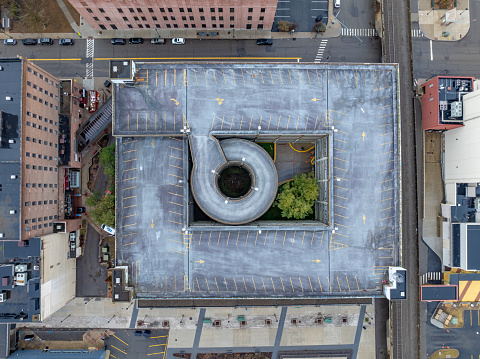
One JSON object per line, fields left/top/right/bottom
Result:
{"left": 114, "top": 63, "right": 399, "bottom": 298}
{"left": 105, "top": 329, "right": 168, "bottom": 359}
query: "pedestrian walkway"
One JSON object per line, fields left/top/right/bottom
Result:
{"left": 315, "top": 39, "right": 328, "bottom": 62}
{"left": 417, "top": 0, "right": 470, "bottom": 41}
{"left": 411, "top": 29, "right": 425, "bottom": 38}
{"left": 341, "top": 28, "right": 377, "bottom": 37}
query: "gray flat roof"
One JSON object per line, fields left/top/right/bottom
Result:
{"left": 115, "top": 63, "right": 400, "bottom": 298}
{"left": 467, "top": 225, "right": 480, "bottom": 270}
{"left": 0, "top": 58, "right": 23, "bottom": 242}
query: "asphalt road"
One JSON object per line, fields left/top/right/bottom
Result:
{"left": 0, "top": 36, "right": 382, "bottom": 78}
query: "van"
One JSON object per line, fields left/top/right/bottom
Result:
{"left": 334, "top": 0, "right": 341, "bottom": 8}
{"left": 38, "top": 38, "right": 53, "bottom": 45}
{"left": 151, "top": 38, "right": 166, "bottom": 44}
{"left": 22, "top": 39, "right": 37, "bottom": 46}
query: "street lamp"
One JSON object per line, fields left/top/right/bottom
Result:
{"left": 73, "top": 29, "right": 82, "bottom": 38}
{"left": 75, "top": 72, "right": 85, "bottom": 80}
{"left": 155, "top": 28, "right": 160, "bottom": 38}
{"left": 0, "top": 28, "right": 12, "bottom": 39}
{"left": 427, "top": 7, "right": 434, "bottom": 15}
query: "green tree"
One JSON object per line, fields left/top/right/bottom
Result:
{"left": 278, "top": 20, "right": 296, "bottom": 32}
{"left": 91, "top": 191, "right": 115, "bottom": 227}
{"left": 312, "top": 22, "right": 327, "bottom": 33}
{"left": 275, "top": 172, "right": 319, "bottom": 219}
{"left": 99, "top": 143, "right": 116, "bottom": 178}
{"left": 85, "top": 190, "right": 101, "bottom": 207}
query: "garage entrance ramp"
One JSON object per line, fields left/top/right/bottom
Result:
{"left": 190, "top": 136, "right": 278, "bottom": 225}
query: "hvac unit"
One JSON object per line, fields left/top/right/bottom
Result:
{"left": 9, "top": 210, "right": 16, "bottom": 215}
{"left": 0, "top": 292, "right": 7, "bottom": 302}
{"left": 10, "top": 175, "right": 17, "bottom": 179}
{"left": 475, "top": 198, "right": 480, "bottom": 211}
{"left": 0, "top": 233, "right": 4, "bottom": 238}
{"left": 8, "top": 139, "right": 15, "bottom": 144}
{"left": 5, "top": 96, "right": 12, "bottom": 101}
{"left": 450, "top": 101, "right": 463, "bottom": 118}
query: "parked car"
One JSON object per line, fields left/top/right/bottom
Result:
{"left": 4, "top": 39, "right": 16, "bottom": 45}
{"left": 23, "top": 334, "right": 35, "bottom": 341}
{"left": 143, "top": 330, "right": 151, "bottom": 338}
{"left": 22, "top": 39, "right": 37, "bottom": 46}
{"left": 172, "top": 38, "right": 185, "bottom": 45}
{"left": 151, "top": 38, "right": 166, "bottom": 44}
{"left": 38, "top": 38, "right": 53, "bottom": 45}
{"left": 101, "top": 224, "right": 115, "bottom": 235}
{"left": 128, "top": 38, "right": 144, "bottom": 44}
{"left": 76, "top": 207, "right": 86, "bottom": 214}
{"left": 334, "top": 0, "right": 341, "bottom": 8}
{"left": 111, "top": 38, "right": 126, "bottom": 45}
{"left": 256, "top": 39, "right": 273, "bottom": 46}
{"left": 134, "top": 330, "right": 143, "bottom": 337}
{"left": 59, "top": 39, "right": 74, "bottom": 46}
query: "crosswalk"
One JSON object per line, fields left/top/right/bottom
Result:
{"left": 420, "top": 271, "right": 442, "bottom": 285}
{"left": 341, "top": 28, "right": 378, "bottom": 37}
{"left": 315, "top": 39, "right": 328, "bottom": 62}
{"left": 411, "top": 29, "right": 425, "bottom": 38}
{"left": 86, "top": 39, "right": 94, "bottom": 78}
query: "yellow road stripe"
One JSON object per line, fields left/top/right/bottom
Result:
{"left": 95, "top": 57, "right": 302, "bottom": 61}
{"left": 30, "top": 58, "right": 82, "bottom": 61}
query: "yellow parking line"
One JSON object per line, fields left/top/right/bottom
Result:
{"left": 122, "top": 223, "right": 137, "bottom": 228}
{"left": 123, "top": 242, "right": 136, "bottom": 246}
{"left": 111, "top": 346, "right": 127, "bottom": 355}
{"left": 123, "top": 159, "right": 137, "bottom": 162}
{"left": 124, "top": 205, "right": 137, "bottom": 209}
{"left": 113, "top": 334, "right": 129, "bottom": 346}
{"left": 30, "top": 58, "right": 82, "bottom": 61}
{"left": 147, "top": 352, "right": 165, "bottom": 356}
{"left": 149, "top": 344, "right": 167, "bottom": 347}
{"left": 122, "top": 233, "right": 137, "bottom": 237}
{"left": 124, "top": 214, "right": 137, "bottom": 218}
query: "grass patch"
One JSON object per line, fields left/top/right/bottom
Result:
{"left": 257, "top": 142, "right": 274, "bottom": 160}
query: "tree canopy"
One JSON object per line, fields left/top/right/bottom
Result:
{"left": 275, "top": 172, "right": 319, "bottom": 219}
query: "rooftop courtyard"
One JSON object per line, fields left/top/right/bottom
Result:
{"left": 113, "top": 63, "right": 400, "bottom": 299}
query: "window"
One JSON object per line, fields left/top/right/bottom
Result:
{"left": 219, "top": 8, "right": 223, "bottom": 12}
{"left": 248, "top": 8, "right": 253, "bottom": 12}
{"left": 129, "top": 8, "right": 134, "bottom": 12}
{"left": 32, "top": 226, "right": 36, "bottom": 230}
{"left": 32, "top": 202, "right": 36, "bottom": 206}
{"left": 260, "top": 16, "right": 264, "bottom": 21}
{"left": 257, "top": 24, "right": 263, "bottom": 29}
{"left": 27, "top": 81, "right": 31, "bottom": 86}
{"left": 27, "top": 67, "right": 32, "bottom": 72}
{"left": 93, "top": 16, "right": 99, "bottom": 21}
{"left": 128, "top": 24, "right": 133, "bottom": 28}
{"left": 99, "top": 8, "right": 105, "bottom": 13}
{"left": 246, "top": 24, "right": 252, "bottom": 29}
{"left": 105, "top": 16, "right": 111, "bottom": 21}
{"left": 33, "top": 96, "right": 37, "bottom": 100}
{"left": 33, "top": 71, "right": 37, "bottom": 75}
{"left": 141, "top": 16, "right": 146, "bottom": 20}
{"left": 137, "top": 8, "right": 142, "bottom": 13}
{"left": 25, "top": 220, "right": 29, "bottom": 224}
{"left": 27, "top": 93, "right": 32, "bottom": 98}
{"left": 219, "top": 16, "right": 223, "bottom": 21}
{"left": 230, "top": 16, "right": 234, "bottom": 21}
{"left": 26, "top": 137, "right": 30, "bottom": 141}
{"left": 199, "top": 8, "right": 204, "bottom": 12}
{"left": 261, "top": 8, "right": 266, "bottom": 12}
{"left": 152, "top": 16, "right": 157, "bottom": 20}
{"left": 189, "top": 16, "right": 194, "bottom": 20}
{"left": 191, "top": 24, "right": 196, "bottom": 28}
{"left": 187, "top": 8, "right": 192, "bottom": 12}
{"left": 202, "top": 24, "right": 206, "bottom": 28}
{"left": 230, "top": 8, "right": 235, "bottom": 12}
{"left": 86, "top": 8, "right": 93, "bottom": 13}
{"left": 26, "top": 152, "right": 30, "bottom": 157}
{"left": 212, "top": 24, "right": 217, "bottom": 28}
{"left": 168, "top": 8, "right": 173, "bottom": 12}
{"left": 118, "top": 8, "right": 123, "bottom": 13}
{"left": 184, "top": 24, "right": 188, "bottom": 28}
{"left": 99, "top": 24, "right": 106, "bottom": 29}
{"left": 212, "top": 16, "right": 216, "bottom": 20}
{"left": 26, "top": 121, "right": 31, "bottom": 126}
{"left": 145, "top": 24, "right": 150, "bottom": 28}
{"left": 182, "top": 16, "right": 186, "bottom": 20}
{"left": 25, "top": 227, "right": 29, "bottom": 231}
{"left": 134, "top": 16, "right": 139, "bottom": 21}
{"left": 173, "top": 24, "right": 178, "bottom": 28}
{"left": 211, "top": 8, "right": 215, "bottom": 12}
{"left": 138, "top": 24, "right": 143, "bottom": 28}
{"left": 54, "top": 184, "right": 57, "bottom": 189}
{"left": 48, "top": 200, "right": 52, "bottom": 204}
{"left": 148, "top": 7, "right": 153, "bottom": 12}
{"left": 155, "top": 24, "right": 160, "bottom": 28}
{"left": 170, "top": 16, "right": 175, "bottom": 20}
{"left": 248, "top": 16, "right": 252, "bottom": 20}
{"left": 200, "top": 16, "right": 205, "bottom": 20}
{"left": 163, "top": 16, "right": 168, "bottom": 20}
{"left": 220, "top": 24, "right": 224, "bottom": 28}
{"left": 33, "top": 84, "right": 38, "bottom": 89}
{"left": 26, "top": 183, "right": 30, "bottom": 188}
{"left": 25, "top": 202, "right": 30, "bottom": 206}
{"left": 160, "top": 8, "right": 165, "bottom": 12}
{"left": 26, "top": 165, "right": 31, "bottom": 169}
{"left": 54, "top": 200, "right": 57, "bottom": 204}
{"left": 123, "top": 16, "right": 128, "bottom": 21}
{"left": 179, "top": 8, "right": 184, "bottom": 12}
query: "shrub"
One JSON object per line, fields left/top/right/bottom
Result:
{"left": 275, "top": 172, "right": 319, "bottom": 219}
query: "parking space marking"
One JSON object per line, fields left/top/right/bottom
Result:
{"left": 318, "top": 277, "right": 323, "bottom": 291}
{"left": 243, "top": 277, "right": 248, "bottom": 292}
{"left": 280, "top": 277, "right": 285, "bottom": 292}
{"left": 111, "top": 345, "right": 127, "bottom": 355}
{"left": 113, "top": 334, "right": 129, "bottom": 346}
{"left": 123, "top": 242, "right": 136, "bottom": 246}
{"left": 124, "top": 204, "right": 137, "bottom": 209}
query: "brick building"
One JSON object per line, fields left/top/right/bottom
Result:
{"left": 68, "top": 0, "right": 278, "bottom": 31}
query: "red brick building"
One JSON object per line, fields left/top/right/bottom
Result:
{"left": 421, "top": 76, "right": 474, "bottom": 131}
{"left": 68, "top": 0, "right": 278, "bottom": 31}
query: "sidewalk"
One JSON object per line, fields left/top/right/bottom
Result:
{"left": 0, "top": 0, "right": 340, "bottom": 40}
{"left": 418, "top": 0, "right": 470, "bottom": 41}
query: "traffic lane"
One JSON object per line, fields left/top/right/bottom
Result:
{"left": 0, "top": 41, "right": 86, "bottom": 59}
{"left": 323, "top": 36, "right": 382, "bottom": 63}
{"left": 339, "top": 0, "right": 376, "bottom": 29}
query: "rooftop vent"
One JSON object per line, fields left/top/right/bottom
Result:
{"left": 10, "top": 175, "right": 17, "bottom": 179}
{"left": 9, "top": 210, "right": 16, "bottom": 215}
{"left": 450, "top": 101, "right": 463, "bottom": 118}
{"left": 5, "top": 96, "right": 12, "bottom": 101}
{"left": 8, "top": 139, "right": 15, "bottom": 144}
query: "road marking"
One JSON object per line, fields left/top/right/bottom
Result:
{"left": 111, "top": 346, "right": 127, "bottom": 355}
{"left": 113, "top": 334, "right": 129, "bottom": 346}
{"left": 29, "top": 58, "right": 82, "bottom": 61}
{"left": 411, "top": 29, "right": 425, "bottom": 38}
{"left": 341, "top": 28, "right": 377, "bottom": 37}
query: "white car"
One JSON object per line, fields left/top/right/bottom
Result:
{"left": 4, "top": 39, "right": 16, "bottom": 45}
{"left": 172, "top": 38, "right": 186, "bottom": 45}
{"left": 334, "top": 0, "right": 341, "bottom": 8}
{"left": 101, "top": 224, "right": 115, "bottom": 235}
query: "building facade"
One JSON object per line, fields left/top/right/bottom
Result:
{"left": 21, "top": 60, "right": 61, "bottom": 241}
{"left": 68, "top": 0, "right": 278, "bottom": 31}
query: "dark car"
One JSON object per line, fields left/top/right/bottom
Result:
{"left": 256, "top": 39, "right": 273, "bottom": 46}
{"left": 22, "top": 39, "right": 37, "bottom": 45}
{"left": 143, "top": 330, "right": 151, "bottom": 338}
{"left": 23, "top": 334, "right": 35, "bottom": 341}
{"left": 134, "top": 330, "right": 143, "bottom": 336}
{"left": 38, "top": 38, "right": 54, "bottom": 45}
{"left": 76, "top": 207, "right": 86, "bottom": 214}
{"left": 128, "top": 38, "right": 144, "bottom": 44}
{"left": 59, "top": 39, "right": 74, "bottom": 46}
{"left": 111, "top": 38, "right": 126, "bottom": 45}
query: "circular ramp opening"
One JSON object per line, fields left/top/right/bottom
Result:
{"left": 217, "top": 166, "right": 252, "bottom": 198}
